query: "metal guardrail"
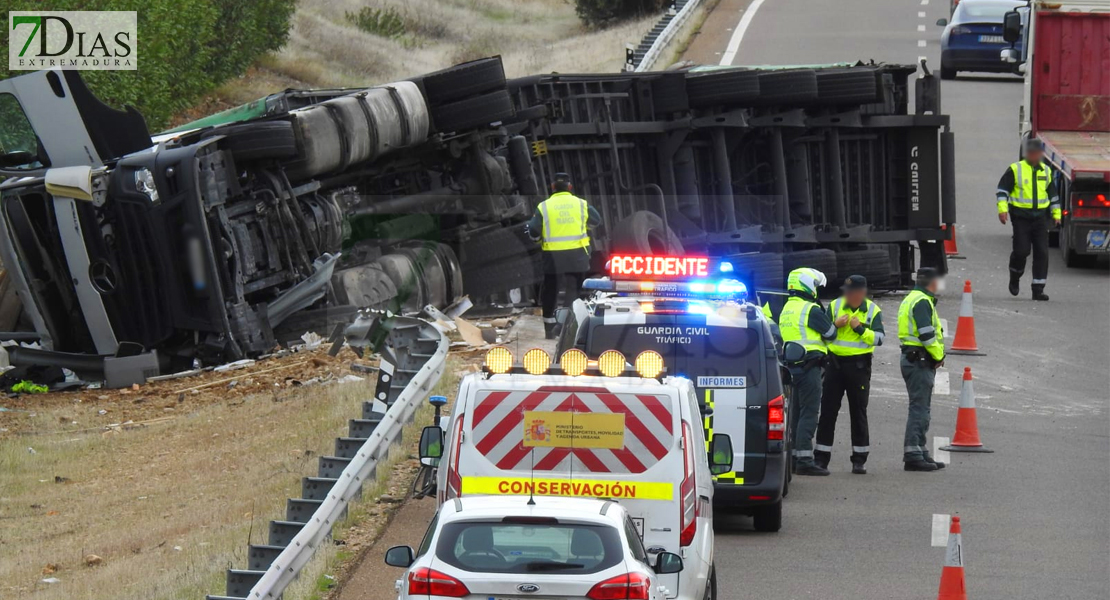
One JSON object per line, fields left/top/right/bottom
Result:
{"left": 206, "top": 315, "right": 449, "bottom": 600}
{"left": 629, "top": 0, "right": 706, "bottom": 72}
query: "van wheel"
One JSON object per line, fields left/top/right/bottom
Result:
{"left": 703, "top": 565, "right": 717, "bottom": 600}
{"left": 753, "top": 500, "right": 783, "bottom": 532}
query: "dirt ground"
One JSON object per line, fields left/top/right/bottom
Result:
{"left": 0, "top": 346, "right": 371, "bottom": 438}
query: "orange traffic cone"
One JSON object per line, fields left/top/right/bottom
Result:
{"left": 941, "top": 368, "right": 994, "bottom": 453}
{"left": 937, "top": 516, "right": 967, "bottom": 600}
{"left": 943, "top": 224, "right": 960, "bottom": 256}
{"left": 949, "top": 280, "right": 982, "bottom": 354}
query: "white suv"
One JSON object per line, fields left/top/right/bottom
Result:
{"left": 385, "top": 496, "right": 692, "bottom": 600}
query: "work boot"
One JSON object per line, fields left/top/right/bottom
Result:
{"left": 904, "top": 460, "right": 939, "bottom": 472}
{"left": 1008, "top": 273, "right": 1020, "bottom": 297}
{"left": 544, "top": 322, "right": 560, "bottom": 339}
{"left": 923, "top": 455, "right": 946, "bottom": 470}
{"left": 794, "top": 464, "right": 830, "bottom": 476}
{"left": 1032, "top": 285, "right": 1049, "bottom": 301}
{"left": 851, "top": 462, "right": 867, "bottom": 475}
{"left": 814, "top": 452, "right": 830, "bottom": 470}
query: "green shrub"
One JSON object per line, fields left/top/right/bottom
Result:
{"left": 0, "top": 0, "right": 297, "bottom": 130}
{"left": 575, "top": 0, "right": 665, "bottom": 27}
{"left": 346, "top": 6, "right": 408, "bottom": 39}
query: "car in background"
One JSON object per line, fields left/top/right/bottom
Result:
{"left": 384, "top": 496, "right": 687, "bottom": 600}
{"left": 938, "top": 0, "right": 1025, "bottom": 79}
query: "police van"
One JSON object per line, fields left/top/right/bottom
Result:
{"left": 419, "top": 346, "right": 733, "bottom": 600}
{"left": 554, "top": 254, "right": 790, "bottom": 532}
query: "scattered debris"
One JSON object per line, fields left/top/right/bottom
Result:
{"left": 350, "top": 362, "right": 378, "bottom": 374}
{"left": 377, "top": 494, "right": 404, "bottom": 504}
{"left": 41, "top": 563, "right": 59, "bottom": 575}
{"left": 12, "top": 380, "right": 48, "bottom": 394}
{"left": 454, "top": 317, "right": 486, "bottom": 347}
{"left": 172, "top": 546, "right": 182, "bottom": 552}
{"left": 300, "top": 331, "right": 325, "bottom": 350}
{"left": 336, "top": 374, "right": 365, "bottom": 384}
{"left": 214, "top": 359, "right": 255, "bottom": 373}
{"left": 53, "top": 476, "right": 70, "bottom": 484}
{"left": 41, "top": 577, "right": 61, "bottom": 584}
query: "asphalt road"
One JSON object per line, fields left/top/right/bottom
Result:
{"left": 708, "top": 0, "right": 1110, "bottom": 598}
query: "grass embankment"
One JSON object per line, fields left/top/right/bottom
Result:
{"left": 0, "top": 350, "right": 463, "bottom": 600}
{"left": 177, "top": 0, "right": 658, "bottom": 123}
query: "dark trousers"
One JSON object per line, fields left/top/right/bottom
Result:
{"left": 788, "top": 363, "right": 823, "bottom": 468}
{"left": 1010, "top": 213, "right": 1049, "bottom": 288}
{"left": 541, "top": 272, "right": 584, "bottom": 319}
{"left": 900, "top": 352, "right": 935, "bottom": 462}
{"left": 815, "top": 354, "right": 872, "bottom": 465}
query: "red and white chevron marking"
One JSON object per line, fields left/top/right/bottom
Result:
{"left": 471, "top": 387, "right": 675, "bottom": 474}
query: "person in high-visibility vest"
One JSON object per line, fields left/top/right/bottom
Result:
{"left": 814, "top": 275, "right": 884, "bottom": 475}
{"left": 996, "top": 137, "right": 1060, "bottom": 301}
{"left": 527, "top": 173, "right": 601, "bottom": 338}
{"left": 779, "top": 267, "right": 837, "bottom": 477}
{"left": 897, "top": 267, "right": 947, "bottom": 473}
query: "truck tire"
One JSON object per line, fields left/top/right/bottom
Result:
{"left": 686, "top": 69, "right": 760, "bottom": 107}
{"left": 815, "top": 67, "right": 882, "bottom": 104}
{"left": 434, "top": 243, "right": 465, "bottom": 303}
{"left": 752, "top": 500, "right": 783, "bottom": 532}
{"left": 610, "top": 211, "right": 684, "bottom": 255}
{"left": 203, "top": 121, "right": 298, "bottom": 161}
{"left": 461, "top": 226, "right": 536, "bottom": 267}
{"left": 398, "top": 244, "right": 448, "bottom": 309}
{"left": 727, "top": 252, "right": 784, "bottom": 292}
{"left": 835, "top": 248, "right": 893, "bottom": 286}
{"left": 421, "top": 57, "right": 506, "bottom": 106}
{"left": 783, "top": 249, "right": 838, "bottom": 288}
{"left": 753, "top": 70, "right": 819, "bottom": 106}
{"left": 376, "top": 253, "right": 428, "bottom": 314}
{"left": 463, "top": 253, "right": 543, "bottom": 296}
{"left": 650, "top": 72, "right": 690, "bottom": 114}
{"left": 432, "top": 90, "right": 516, "bottom": 132}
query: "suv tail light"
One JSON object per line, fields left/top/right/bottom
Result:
{"left": 679, "top": 423, "right": 697, "bottom": 547}
{"left": 408, "top": 567, "right": 469, "bottom": 597}
{"left": 950, "top": 25, "right": 972, "bottom": 35}
{"left": 587, "top": 572, "right": 650, "bottom": 600}
{"left": 767, "top": 395, "right": 785, "bottom": 441}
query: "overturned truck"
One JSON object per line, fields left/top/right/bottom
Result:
{"left": 0, "top": 57, "right": 953, "bottom": 374}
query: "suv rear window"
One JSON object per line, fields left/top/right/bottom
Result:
{"left": 586, "top": 318, "right": 764, "bottom": 385}
{"left": 435, "top": 521, "right": 622, "bottom": 574}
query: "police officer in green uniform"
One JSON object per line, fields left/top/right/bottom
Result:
{"left": 814, "top": 275, "right": 884, "bottom": 475}
{"left": 898, "top": 267, "right": 947, "bottom": 472}
{"left": 779, "top": 268, "right": 837, "bottom": 476}
{"left": 996, "top": 138, "right": 1060, "bottom": 301}
{"left": 527, "top": 173, "right": 601, "bottom": 338}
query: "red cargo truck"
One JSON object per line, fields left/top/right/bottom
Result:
{"left": 1002, "top": 2, "right": 1110, "bottom": 266}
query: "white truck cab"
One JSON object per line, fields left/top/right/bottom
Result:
{"left": 419, "top": 347, "right": 732, "bottom": 600}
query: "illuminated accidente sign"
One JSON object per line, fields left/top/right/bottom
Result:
{"left": 609, "top": 255, "right": 709, "bottom": 279}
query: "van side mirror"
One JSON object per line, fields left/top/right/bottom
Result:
{"left": 419, "top": 426, "right": 444, "bottom": 460}
{"left": 1003, "top": 10, "right": 1022, "bottom": 43}
{"left": 936, "top": 18, "right": 948, "bottom": 26}
{"left": 554, "top": 307, "right": 571, "bottom": 325}
{"left": 384, "top": 545, "right": 415, "bottom": 567}
{"left": 708, "top": 434, "right": 733, "bottom": 475}
{"left": 653, "top": 551, "right": 684, "bottom": 574}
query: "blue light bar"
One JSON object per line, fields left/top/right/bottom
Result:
{"left": 583, "top": 277, "right": 748, "bottom": 299}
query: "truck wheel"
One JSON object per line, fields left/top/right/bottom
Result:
{"left": 752, "top": 69, "right": 819, "bottom": 106}
{"left": 836, "top": 248, "right": 893, "bottom": 286}
{"left": 610, "top": 211, "right": 683, "bottom": 255}
{"left": 940, "top": 65, "right": 957, "bottom": 80}
{"left": 686, "top": 69, "right": 760, "bottom": 107}
{"left": 703, "top": 566, "right": 717, "bottom": 600}
{"left": 421, "top": 57, "right": 506, "bottom": 106}
{"left": 752, "top": 500, "right": 783, "bottom": 532}
{"left": 728, "top": 252, "right": 784, "bottom": 292}
{"left": 203, "top": 121, "right": 298, "bottom": 162}
{"left": 815, "top": 67, "right": 882, "bottom": 104}
{"left": 782, "top": 249, "right": 838, "bottom": 289}
{"left": 431, "top": 90, "right": 515, "bottom": 132}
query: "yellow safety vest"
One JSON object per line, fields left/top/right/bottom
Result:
{"left": 999, "top": 160, "right": 1059, "bottom": 219}
{"left": 897, "top": 290, "right": 944, "bottom": 361}
{"left": 829, "top": 297, "right": 881, "bottom": 356}
{"left": 779, "top": 296, "right": 827, "bottom": 354}
{"left": 538, "top": 192, "right": 590, "bottom": 251}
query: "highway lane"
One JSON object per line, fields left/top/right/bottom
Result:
{"left": 706, "top": 0, "right": 1110, "bottom": 598}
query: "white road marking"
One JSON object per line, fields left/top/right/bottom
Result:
{"left": 720, "top": 0, "right": 769, "bottom": 65}
{"left": 921, "top": 0, "right": 929, "bottom": 4}
{"left": 934, "top": 436, "right": 951, "bottom": 465}
{"left": 918, "top": 24, "right": 926, "bottom": 31}
{"left": 919, "top": 56, "right": 928, "bottom": 64}
{"left": 932, "top": 513, "right": 950, "bottom": 547}
{"left": 934, "top": 367, "right": 950, "bottom": 395}
{"left": 918, "top": 39, "right": 928, "bottom": 47}
{"left": 919, "top": 11, "right": 927, "bottom": 17}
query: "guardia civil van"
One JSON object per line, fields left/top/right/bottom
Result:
{"left": 554, "top": 254, "right": 790, "bottom": 532}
